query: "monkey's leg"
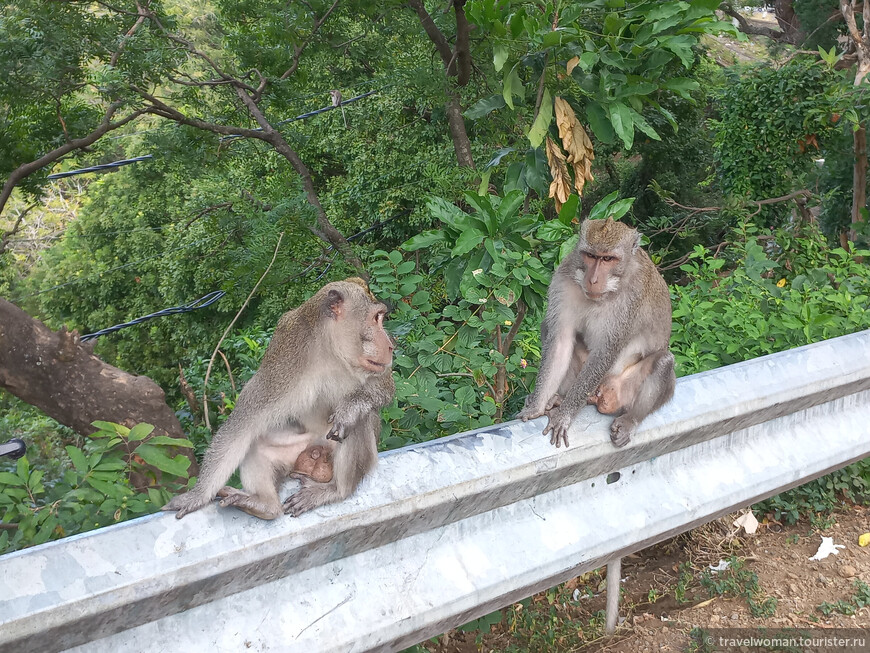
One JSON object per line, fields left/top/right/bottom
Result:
{"left": 609, "top": 350, "right": 675, "bottom": 448}
{"left": 216, "top": 446, "right": 287, "bottom": 520}
{"left": 162, "top": 416, "right": 259, "bottom": 518}
{"left": 284, "top": 414, "right": 378, "bottom": 517}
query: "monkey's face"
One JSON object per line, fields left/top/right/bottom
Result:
{"left": 577, "top": 251, "right": 622, "bottom": 300}
{"left": 357, "top": 305, "right": 394, "bottom": 373}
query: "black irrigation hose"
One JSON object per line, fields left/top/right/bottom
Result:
{"left": 80, "top": 290, "right": 225, "bottom": 342}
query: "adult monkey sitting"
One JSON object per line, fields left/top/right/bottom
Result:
{"left": 518, "top": 217, "right": 675, "bottom": 448}
{"left": 164, "top": 278, "right": 394, "bottom": 519}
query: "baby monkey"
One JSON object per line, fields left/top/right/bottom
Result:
{"left": 164, "top": 278, "right": 394, "bottom": 519}
{"left": 519, "top": 217, "right": 675, "bottom": 448}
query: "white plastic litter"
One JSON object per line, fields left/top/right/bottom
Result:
{"left": 709, "top": 560, "right": 731, "bottom": 572}
{"left": 733, "top": 511, "right": 759, "bottom": 535}
{"left": 808, "top": 536, "right": 845, "bottom": 561}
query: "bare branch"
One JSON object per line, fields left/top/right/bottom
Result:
{"left": 0, "top": 203, "right": 38, "bottom": 254}
{"left": 0, "top": 104, "right": 148, "bottom": 219}
{"left": 279, "top": 0, "right": 341, "bottom": 80}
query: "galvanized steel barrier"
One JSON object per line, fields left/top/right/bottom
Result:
{"left": 2, "top": 329, "right": 869, "bottom": 653}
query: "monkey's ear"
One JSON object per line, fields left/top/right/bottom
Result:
{"left": 632, "top": 232, "right": 642, "bottom": 254}
{"left": 324, "top": 289, "right": 345, "bottom": 319}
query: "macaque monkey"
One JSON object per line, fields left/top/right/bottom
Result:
{"left": 518, "top": 217, "right": 675, "bottom": 448}
{"left": 163, "top": 278, "right": 394, "bottom": 519}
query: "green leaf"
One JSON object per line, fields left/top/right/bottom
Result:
{"left": 603, "top": 12, "right": 625, "bottom": 36}
{"left": 403, "top": 230, "right": 446, "bottom": 251}
{"left": 493, "top": 44, "right": 509, "bottom": 72}
{"left": 0, "top": 472, "right": 23, "bottom": 486}
{"left": 66, "top": 446, "right": 90, "bottom": 474}
{"left": 660, "top": 35, "right": 696, "bottom": 68}
{"left": 503, "top": 65, "right": 523, "bottom": 110}
{"left": 607, "top": 101, "right": 634, "bottom": 150}
{"left": 140, "top": 436, "right": 194, "bottom": 448}
{"left": 497, "top": 189, "right": 526, "bottom": 225}
{"left": 607, "top": 197, "right": 636, "bottom": 220}
{"left": 127, "top": 423, "right": 155, "bottom": 442}
{"left": 585, "top": 102, "right": 615, "bottom": 143}
{"left": 134, "top": 444, "right": 191, "bottom": 478}
{"left": 662, "top": 77, "right": 700, "bottom": 99}
{"left": 477, "top": 168, "right": 493, "bottom": 196}
{"left": 452, "top": 230, "right": 487, "bottom": 257}
{"left": 558, "top": 193, "right": 579, "bottom": 225}
{"left": 91, "top": 420, "right": 128, "bottom": 436}
{"left": 588, "top": 191, "right": 619, "bottom": 221}
{"left": 464, "top": 94, "right": 507, "bottom": 120}
{"left": 523, "top": 148, "right": 549, "bottom": 195}
{"left": 527, "top": 88, "right": 553, "bottom": 148}
{"left": 627, "top": 107, "right": 661, "bottom": 140}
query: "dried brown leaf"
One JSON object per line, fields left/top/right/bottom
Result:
{"left": 554, "top": 96, "right": 595, "bottom": 196}
{"left": 566, "top": 56, "right": 580, "bottom": 75}
{"left": 545, "top": 136, "right": 572, "bottom": 212}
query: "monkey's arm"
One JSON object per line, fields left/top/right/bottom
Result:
{"left": 545, "top": 343, "right": 621, "bottom": 448}
{"left": 326, "top": 372, "right": 395, "bottom": 442}
{"left": 517, "top": 318, "right": 576, "bottom": 421}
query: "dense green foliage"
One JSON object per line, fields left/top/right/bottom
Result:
{"left": 0, "top": 421, "right": 192, "bottom": 553}
{"left": 1, "top": 0, "right": 870, "bottom": 565}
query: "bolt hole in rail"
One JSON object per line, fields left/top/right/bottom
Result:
{"left": 0, "top": 330, "right": 869, "bottom": 652}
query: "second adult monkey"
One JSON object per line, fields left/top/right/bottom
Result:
{"left": 164, "top": 278, "right": 394, "bottom": 520}
{"left": 518, "top": 217, "right": 675, "bottom": 448}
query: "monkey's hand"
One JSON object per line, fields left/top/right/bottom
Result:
{"left": 516, "top": 394, "right": 546, "bottom": 421}
{"left": 542, "top": 407, "right": 572, "bottom": 448}
{"left": 162, "top": 491, "right": 214, "bottom": 519}
{"left": 326, "top": 406, "right": 359, "bottom": 442}
{"left": 545, "top": 393, "right": 563, "bottom": 412}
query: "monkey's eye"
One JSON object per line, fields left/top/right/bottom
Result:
{"left": 601, "top": 256, "right": 615, "bottom": 263}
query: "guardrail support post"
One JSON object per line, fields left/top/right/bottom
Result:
{"left": 605, "top": 557, "right": 622, "bottom": 634}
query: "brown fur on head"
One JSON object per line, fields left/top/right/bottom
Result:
{"left": 578, "top": 217, "right": 640, "bottom": 254}
{"left": 343, "top": 276, "right": 377, "bottom": 302}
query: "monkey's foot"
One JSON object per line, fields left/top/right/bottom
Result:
{"left": 610, "top": 415, "right": 637, "bottom": 448}
{"left": 216, "top": 487, "right": 282, "bottom": 520}
{"left": 283, "top": 480, "right": 337, "bottom": 517}
{"left": 162, "top": 491, "right": 214, "bottom": 519}
{"left": 542, "top": 408, "right": 571, "bottom": 448}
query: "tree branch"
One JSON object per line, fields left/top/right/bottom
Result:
{"left": 719, "top": 3, "right": 792, "bottom": 42}
{"left": 0, "top": 203, "right": 37, "bottom": 254}
{"left": 0, "top": 104, "right": 148, "bottom": 218}
{"left": 408, "top": 0, "right": 456, "bottom": 73}
{"left": 279, "top": 0, "right": 341, "bottom": 81}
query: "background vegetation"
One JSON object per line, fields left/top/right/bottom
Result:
{"left": 1, "top": 0, "right": 869, "bottom": 614}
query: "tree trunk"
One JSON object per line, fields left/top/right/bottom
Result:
{"left": 445, "top": 94, "right": 476, "bottom": 169}
{"left": 0, "top": 299, "right": 197, "bottom": 480}
{"left": 851, "top": 122, "right": 867, "bottom": 243}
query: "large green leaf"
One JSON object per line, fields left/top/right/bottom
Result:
{"left": 134, "top": 444, "right": 191, "bottom": 477}
{"left": 627, "top": 107, "right": 661, "bottom": 141}
{"left": 607, "top": 101, "right": 634, "bottom": 149}
{"left": 588, "top": 191, "right": 619, "bottom": 221}
{"left": 503, "top": 64, "right": 523, "bottom": 110}
{"left": 527, "top": 88, "right": 553, "bottom": 148}
{"left": 402, "top": 230, "right": 446, "bottom": 252}
{"left": 585, "top": 102, "right": 615, "bottom": 144}
{"left": 465, "top": 94, "right": 507, "bottom": 120}
{"left": 493, "top": 44, "right": 509, "bottom": 72}
{"left": 452, "top": 230, "right": 487, "bottom": 257}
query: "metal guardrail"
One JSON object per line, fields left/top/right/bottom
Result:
{"left": 1, "top": 330, "right": 869, "bottom": 653}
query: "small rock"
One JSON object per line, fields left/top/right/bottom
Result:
{"left": 789, "top": 583, "right": 799, "bottom": 594}
{"left": 839, "top": 565, "right": 857, "bottom": 578}
{"left": 787, "top": 572, "right": 799, "bottom": 580}
{"left": 710, "top": 614, "right": 720, "bottom": 623}
{"left": 819, "top": 574, "right": 831, "bottom": 584}
{"left": 731, "top": 612, "right": 739, "bottom": 621}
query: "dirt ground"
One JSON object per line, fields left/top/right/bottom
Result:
{"left": 423, "top": 504, "right": 870, "bottom": 652}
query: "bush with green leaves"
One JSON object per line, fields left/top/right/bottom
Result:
{"left": 671, "top": 223, "right": 870, "bottom": 375}
{"left": 0, "top": 421, "right": 192, "bottom": 554}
